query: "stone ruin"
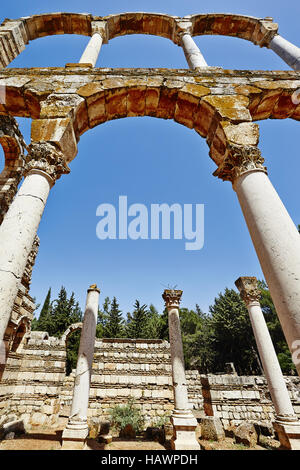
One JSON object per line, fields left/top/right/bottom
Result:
{"left": 0, "top": 11, "right": 299, "bottom": 449}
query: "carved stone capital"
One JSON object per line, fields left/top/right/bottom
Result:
{"left": 235, "top": 277, "right": 261, "bottom": 305}
{"left": 91, "top": 20, "right": 108, "bottom": 43}
{"left": 162, "top": 289, "right": 183, "bottom": 309}
{"left": 213, "top": 144, "right": 267, "bottom": 183}
{"left": 174, "top": 19, "right": 193, "bottom": 44}
{"left": 253, "top": 19, "right": 278, "bottom": 47}
{"left": 25, "top": 142, "right": 70, "bottom": 183}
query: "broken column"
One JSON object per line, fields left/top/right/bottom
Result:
{"left": 62, "top": 284, "right": 100, "bottom": 450}
{"left": 162, "top": 289, "right": 200, "bottom": 450}
{"left": 235, "top": 276, "right": 300, "bottom": 450}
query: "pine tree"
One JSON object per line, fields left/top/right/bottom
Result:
{"left": 126, "top": 300, "right": 149, "bottom": 339}
{"left": 209, "top": 288, "right": 259, "bottom": 374}
{"left": 146, "top": 304, "right": 162, "bottom": 339}
{"left": 35, "top": 286, "right": 82, "bottom": 337}
{"left": 104, "top": 297, "right": 124, "bottom": 338}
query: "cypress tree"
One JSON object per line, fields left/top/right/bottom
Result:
{"left": 104, "top": 297, "right": 124, "bottom": 338}
{"left": 39, "top": 288, "right": 51, "bottom": 320}
{"left": 126, "top": 300, "right": 149, "bottom": 339}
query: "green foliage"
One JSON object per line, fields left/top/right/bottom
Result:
{"left": 145, "top": 304, "right": 163, "bottom": 339}
{"left": 32, "top": 286, "right": 82, "bottom": 337}
{"left": 208, "top": 288, "right": 260, "bottom": 375}
{"left": 66, "top": 330, "right": 81, "bottom": 376}
{"left": 103, "top": 297, "right": 125, "bottom": 338}
{"left": 151, "top": 415, "right": 170, "bottom": 428}
{"left": 126, "top": 300, "right": 150, "bottom": 339}
{"left": 109, "top": 399, "right": 145, "bottom": 434}
{"left": 32, "top": 280, "right": 294, "bottom": 377}
{"left": 39, "top": 288, "right": 51, "bottom": 320}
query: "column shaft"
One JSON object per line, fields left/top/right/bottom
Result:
{"left": 269, "top": 35, "right": 300, "bottom": 71}
{"left": 168, "top": 305, "right": 189, "bottom": 410}
{"left": 0, "top": 170, "right": 52, "bottom": 342}
{"left": 69, "top": 286, "right": 100, "bottom": 421}
{"left": 162, "top": 289, "right": 199, "bottom": 450}
{"left": 247, "top": 301, "right": 295, "bottom": 418}
{"left": 234, "top": 170, "right": 300, "bottom": 376}
{"left": 181, "top": 33, "right": 208, "bottom": 69}
{"left": 79, "top": 33, "right": 103, "bottom": 67}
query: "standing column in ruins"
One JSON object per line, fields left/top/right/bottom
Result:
{"left": 0, "top": 143, "right": 69, "bottom": 345}
{"left": 62, "top": 284, "right": 100, "bottom": 450}
{"left": 180, "top": 33, "right": 208, "bottom": 69}
{"left": 162, "top": 289, "right": 200, "bottom": 450}
{"left": 268, "top": 35, "right": 300, "bottom": 71}
{"left": 79, "top": 33, "right": 103, "bottom": 67}
{"left": 214, "top": 145, "right": 300, "bottom": 378}
{"left": 235, "top": 276, "right": 300, "bottom": 450}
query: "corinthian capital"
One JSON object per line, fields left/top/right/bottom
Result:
{"left": 25, "top": 142, "right": 70, "bottom": 183}
{"left": 235, "top": 277, "right": 261, "bottom": 305}
{"left": 162, "top": 289, "right": 183, "bottom": 309}
{"left": 174, "top": 18, "right": 193, "bottom": 44}
{"left": 213, "top": 144, "right": 267, "bottom": 183}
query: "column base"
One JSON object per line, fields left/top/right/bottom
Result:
{"left": 273, "top": 417, "right": 300, "bottom": 450}
{"left": 61, "top": 420, "right": 89, "bottom": 450}
{"left": 170, "top": 410, "right": 200, "bottom": 450}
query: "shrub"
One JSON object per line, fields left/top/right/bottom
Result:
{"left": 109, "top": 399, "right": 145, "bottom": 434}
{"left": 152, "top": 415, "right": 170, "bottom": 428}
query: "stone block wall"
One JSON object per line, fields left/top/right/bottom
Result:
{"left": 200, "top": 374, "right": 300, "bottom": 430}
{"left": 0, "top": 333, "right": 66, "bottom": 429}
{"left": 61, "top": 338, "right": 176, "bottom": 427}
{"left": 1, "top": 332, "right": 300, "bottom": 434}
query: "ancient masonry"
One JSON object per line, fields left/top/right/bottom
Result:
{"left": 0, "top": 332, "right": 299, "bottom": 431}
{"left": 0, "top": 11, "right": 300, "bottom": 447}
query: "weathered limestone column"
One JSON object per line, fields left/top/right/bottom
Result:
{"left": 162, "top": 289, "right": 200, "bottom": 450}
{"left": 79, "top": 33, "right": 103, "bottom": 67}
{"left": 62, "top": 284, "right": 100, "bottom": 450}
{"left": 214, "top": 145, "right": 300, "bottom": 378}
{"left": 235, "top": 276, "right": 300, "bottom": 450}
{"left": 269, "top": 35, "right": 300, "bottom": 71}
{"left": 0, "top": 143, "right": 69, "bottom": 345}
{"left": 180, "top": 33, "right": 208, "bottom": 69}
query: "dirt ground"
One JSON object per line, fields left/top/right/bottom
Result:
{"left": 0, "top": 427, "right": 281, "bottom": 451}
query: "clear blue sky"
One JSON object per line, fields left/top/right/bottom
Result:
{"left": 1, "top": 1, "right": 300, "bottom": 317}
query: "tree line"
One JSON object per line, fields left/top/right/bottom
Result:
{"left": 31, "top": 281, "right": 296, "bottom": 376}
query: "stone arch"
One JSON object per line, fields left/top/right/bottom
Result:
{"left": 61, "top": 322, "right": 82, "bottom": 345}
{"left": 10, "top": 315, "right": 31, "bottom": 352}
{"left": 0, "top": 12, "right": 279, "bottom": 68}
{"left": 189, "top": 13, "right": 277, "bottom": 47}
{"left": 0, "top": 116, "right": 27, "bottom": 223}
